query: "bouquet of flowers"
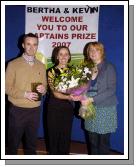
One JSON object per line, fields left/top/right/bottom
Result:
{"left": 53, "top": 61, "right": 96, "bottom": 120}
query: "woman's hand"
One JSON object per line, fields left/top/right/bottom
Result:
{"left": 81, "top": 97, "right": 94, "bottom": 106}
{"left": 69, "top": 95, "right": 81, "bottom": 101}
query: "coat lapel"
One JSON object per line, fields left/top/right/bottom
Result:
{"left": 97, "top": 60, "right": 108, "bottom": 82}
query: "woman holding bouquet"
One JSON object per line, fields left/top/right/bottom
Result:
{"left": 80, "top": 42, "right": 118, "bottom": 155}
{"left": 46, "top": 46, "right": 76, "bottom": 155}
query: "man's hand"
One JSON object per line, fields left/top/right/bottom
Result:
{"left": 36, "top": 84, "right": 46, "bottom": 94}
{"left": 24, "top": 91, "right": 38, "bottom": 101}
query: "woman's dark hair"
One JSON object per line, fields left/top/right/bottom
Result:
{"left": 51, "top": 46, "right": 71, "bottom": 65}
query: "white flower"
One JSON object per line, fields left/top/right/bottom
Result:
{"left": 78, "top": 69, "right": 82, "bottom": 73}
{"left": 63, "top": 77, "right": 67, "bottom": 82}
{"left": 84, "top": 67, "right": 91, "bottom": 75}
{"left": 56, "top": 82, "right": 68, "bottom": 93}
{"left": 62, "top": 84, "right": 68, "bottom": 90}
{"left": 82, "top": 75, "right": 87, "bottom": 79}
{"left": 67, "top": 76, "right": 80, "bottom": 88}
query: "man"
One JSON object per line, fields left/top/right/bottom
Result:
{"left": 5, "top": 33, "right": 47, "bottom": 155}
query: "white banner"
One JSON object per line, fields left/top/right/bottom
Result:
{"left": 25, "top": 5, "right": 99, "bottom": 67}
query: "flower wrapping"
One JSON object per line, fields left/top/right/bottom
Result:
{"left": 53, "top": 62, "right": 96, "bottom": 120}
{"left": 78, "top": 96, "right": 96, "bottom": 120}
{"left": 66, "top": 83, "right": 96, "bottom": 120}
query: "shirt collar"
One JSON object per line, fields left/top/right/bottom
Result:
{"left": 22, "top": 53, "right": 35, "bottom": 65}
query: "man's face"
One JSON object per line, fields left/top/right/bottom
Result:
{"left": 22, "top": 37, "right": 38, "bottom": 56}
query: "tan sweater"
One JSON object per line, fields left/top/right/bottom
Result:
{"left": 5, "top": 56, "right": 47, "bottom": 108}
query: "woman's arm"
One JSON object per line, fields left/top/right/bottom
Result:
{"left": 53, "top": 91, "right": 72, "bottom": 100}
{"left": 80, "top": 64, "right": 116, "bottom": 105}
{"left": 93, "top": 64, "right": 116, "bottom": 104}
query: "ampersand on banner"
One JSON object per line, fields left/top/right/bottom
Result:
{"left": 64, "top": 8, "right": 69, "bottom": 14}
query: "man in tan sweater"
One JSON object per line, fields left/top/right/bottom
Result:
{"left": 5, "top": 33, "right": 47, "bottom": 155}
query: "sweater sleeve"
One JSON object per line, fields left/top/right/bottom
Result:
{"left": 5, "top": 62, "right": 25, "bottom": 99}
{"left": 93, "top": 64, "right": 116, "bottom": 105}
{"left": 41, "top": 64, "right": 47, "bottom": 95}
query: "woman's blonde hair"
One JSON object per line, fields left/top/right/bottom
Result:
{"left": 84, "top": 42, "right": 105, "bottom": 62}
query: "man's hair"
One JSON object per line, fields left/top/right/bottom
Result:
{"left": 23, "top": 33, "right": 38, "bottom": 43}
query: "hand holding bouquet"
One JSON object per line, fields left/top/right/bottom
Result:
{"left": 53, "top": 61, "right": 96, "bottom": 120}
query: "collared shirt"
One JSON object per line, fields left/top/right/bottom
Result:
{"left": 23, "top": 53, "right": 35, "bottom": 66}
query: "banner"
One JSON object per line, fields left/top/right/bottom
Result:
{"left": 25, "top": 5, "right": 99, "bottom": 68}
